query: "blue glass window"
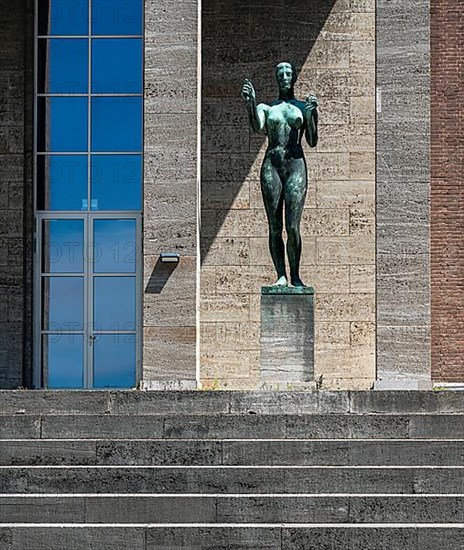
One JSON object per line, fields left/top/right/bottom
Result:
{"left": 91, "top": 155, "right": 142, "bottom": 211}
{"left": 38, "top": 39, "right": 88, "bottom": 94}
{"left": 38, "top": 97, "right": 88, "bottom": 152}
{"left": 91, "top": 97, "right": 142, "bottom": 152}
{"left": 94, "top": 277, "right": 136, "bottom": 330}
{"left": 42, "top": 219, "right": 84, "bottom": 273}
{"left": 92, "top": 39, "right": 142, "bottom": 94}
{"left": 93, "top": 336, "right": 136, "bottom": 388}
{"left": 93, "top": 219, "right": 136, "bottom": 273}
{"left": 42, "top": 277, "right": 84, "bottom": 331}
{"left": 38, "top": 0, "right": 89, "bottom": 36}
{"left": 45, "top": 335, "right": 84, "bottom": 389}
{"left": 37, "top": 155, "right": 88, "bottom": 211}
{"left": 92, "top": 0, "right": 143, "bottom": 36}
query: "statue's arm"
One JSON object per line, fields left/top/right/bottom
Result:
{"left": 304, "top": 95, "right": 318, "bottom": 148}
{"left": 242, "top": 79, "right": 266, "bottom": 133}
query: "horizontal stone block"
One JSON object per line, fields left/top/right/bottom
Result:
{"left": 350, "top": 40, "right": 375, "bottom": 66}
{"left": 143, "top": 326, "right": 196, "bottom": 381}
{"left": 317, "top": 124, "right": 375, "bottom": 153}
{"left": 145, "top": 113, "right": 197, "bottom": 151}
{"left": 145, "top": 0, "right": 197, "bottom": 34}
{"left": 144, "top": 255, "right": 196, "bottom": 327}
{"left": 201, "top": 350, "right": 259, "bottom": 379}
{"left": 214, "top": 266, "right": 274, "bottom": 294}
{"left": 315, "top": 347, "right": 375, "bottom": 379}
{"left": 315, "top": 322, "right": 351, "bottom": 350}
{"left": 0, "top": 465, "right": 459, "bottom": 495}
{"left": 350, "top": 152, "right": 375, "bottom": 180}
{"left": 144, "top": 218, "right": 196, "bottom": 256}
{"left": 215, "top": 209, "right": 268, "bottom": 237}
{"left": 222, "top": 440, "right": 464, "bottom": 466}
{"left": 303, "top": 40, "right": 350, "bottom": 69}
{"left": 0, "top": 440, "right": 96, "bottom": 466}
{"left": 299, "top": 265, "right": 350, "bottom": 293}
{"left": 4, "top": 527, "right": 146, "bottom": 549}
{"left": 377, "top": 326, "right": 431, "bottom": 379}
{"left": 308, "top": 152, "right": 350, "bottom": 180}
{"left": 249, "top": 237, "right": 316, "bottom": 267}
{"left": 350, "top": 206, "right": 375, "bottom": 235}
{"left": 202, "top": 180, "right": 250, "bottom": 210}
{"left": 147, "top": 526, "right": 281, "bottom": 549}
{"left": 316, "top": 235, "right": 375, "bottom": 265}
{"left": 200, "top": 294, "right": 250, "bottom": 322}
{"left": 201, "top": 322, "right": 260, "bottom": 351}
{"left": 300, "top": 208, "right": 349, "bottom": 236}
{"left": 351, "top": 391, "right": 464, "bottom": 414}
{"left": 316, "top": 180, "right": 375, "bottom": 209}
{"left": 350, "top": 265, "right": 375, "bottom": 293}
{"left": 350, "top": 96, "right": 375, "bottom": 124}
{"left": 201, "top": 237, "right": 250, "bottom": 266}
{"left": 96, "top": 440, "right": 223, "bottom": 465}
{"left": 316, "top": 293, "right": 375, "bottom": 322}
{"left": 202, "top": 125, "right": 249, "bottom": 154}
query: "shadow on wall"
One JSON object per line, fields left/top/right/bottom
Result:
{"left": 145, "top": 257, "right": 179, "bottom": 294}
{"left": 201, "top": 0, "right": 338, "bottom": 261}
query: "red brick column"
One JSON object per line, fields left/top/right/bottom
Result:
{"left": 430, "top": 0, "right": 464, "bottom": 382}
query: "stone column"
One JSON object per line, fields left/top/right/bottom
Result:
{"left": 376, "top": 0, "right": 432, "bottom": 389}
{"left": 142, "top": 0, "right": 199, "bottom": 389}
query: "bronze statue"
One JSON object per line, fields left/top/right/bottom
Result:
{"left": 241, "top": 62, "right": 318, "bottom": 287}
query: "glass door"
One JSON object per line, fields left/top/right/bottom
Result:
{"left": 36, "top": 214, "right": 142, "bottom": 389}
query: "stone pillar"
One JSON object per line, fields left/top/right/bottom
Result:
{"left": 142, "top": 0, "right": 199, "bottom": 389}
{"left": 260, "top": 287, "right": 314, "bottom": 386}
{"left": 375, "top": 0, "right": 432, "bottom": 390}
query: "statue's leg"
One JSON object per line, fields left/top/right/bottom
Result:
{"left": 261, "top": 157, "right": 286, "bottom": 283}
{"left": 284, "top": 159, "right": 307, "bottom": 287}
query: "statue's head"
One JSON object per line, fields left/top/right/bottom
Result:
{"left": 275, "top": 62, "right": 297, "bottom": 94}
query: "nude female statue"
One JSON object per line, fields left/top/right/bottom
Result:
{"left": 241, "top": 62, "right": 318, "bottom": 287}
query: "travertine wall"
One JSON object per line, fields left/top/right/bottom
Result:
{"left": 201, "top": 0, "right": 375, "bottom": 390}
{"left": 0, "top": 0, "right": 33, "bottom": 388}
{"left": 376, "top": 0, "right": 432, "bottom": 389}
{"left": 143, "top": 0, "right": 198, "bottom": 388}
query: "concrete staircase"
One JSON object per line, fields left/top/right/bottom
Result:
{"left": 0, "top": 390, "right": 462, "bottom": 549}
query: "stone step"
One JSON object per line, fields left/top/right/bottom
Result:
{"left": 0, "top": 390, "right": 462, "bottom": 416}
{"left": 2, "top": 414, "right": 463, "bottom": 440}
{"left": 0, "top": 494, "right": 462, "bottom": 524}
{"left": 0, "top": 466, "right": 461, "bottom": 494}
{"left": 0, "top": 439, "right": 462, "bottom": 466}
{"left": 0, "top": 525, "right": 461, "bottom": 550}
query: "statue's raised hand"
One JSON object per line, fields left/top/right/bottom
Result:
{"left": 241, "top": 79, "right": 256, "bottom": 103}
{"left": 305, "top": 94, "right": 318, "bottom": 110}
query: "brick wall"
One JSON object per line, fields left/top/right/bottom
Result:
{"left": 430, "top": 0, "right": 464, "bottom": 382}
{"left": 201, "top": 0, "right": 376, "bottom": 390}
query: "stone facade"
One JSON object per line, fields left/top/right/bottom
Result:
{"left": 200, "top": 0, "right": 376, "bottom": 390}
{"left": 142, "top": 0, "right": 199, "bottom": 388}
{"left": 376, "top": 0, "right": 432, "bottom": 389}
{"left": 0, "top": 0, "right": 462, "bottom": 390}
{"left": 0, "top": 0, "right": 33, "bottom": 389}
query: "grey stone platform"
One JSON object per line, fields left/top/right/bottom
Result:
{"left": 260, "top": 287, "right": 314, "bottom": 383}
{"left": 0, "top": 390, "right": 462, "bottom": 549}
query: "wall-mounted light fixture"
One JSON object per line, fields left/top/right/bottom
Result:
{"left": 159, "top": 252, "right": 180, "bottom": 264}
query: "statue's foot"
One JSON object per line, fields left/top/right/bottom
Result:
{"left": 291, "top": 277, "right": 306, "bottom": 288}
{"left": 273, "top": 276, "right": 288, "bottom": 287}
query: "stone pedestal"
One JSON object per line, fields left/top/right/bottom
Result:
{"left": 260, "top": 287, "right": 314, "bottom": 383}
